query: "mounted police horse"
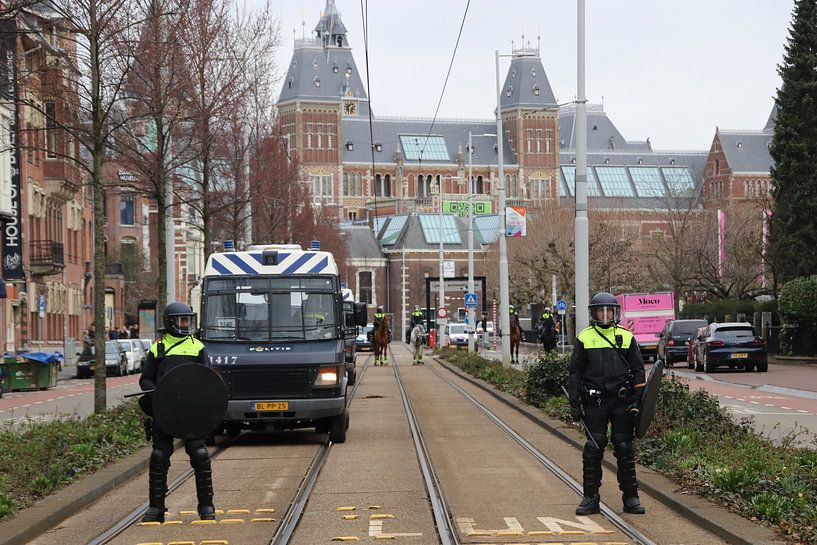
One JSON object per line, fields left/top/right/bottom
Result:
{"left": 373, "top": 314, "right": 390, "bottom": 366}
{"left": 409, "top": 323, "right": 425, "bottom": 365}
{"left": 510, "top": 314, "right": 522, "bottom": 365}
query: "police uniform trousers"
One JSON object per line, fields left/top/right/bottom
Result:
{"left": 148, "top": 425, "right": 214, "bottom": 516}
{"left": 581, "top": 394, "right": 638, "bottom": 499}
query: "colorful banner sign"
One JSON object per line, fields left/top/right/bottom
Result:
{"left": 505, "top": 206, "right": 527, "bottom": 237}
{"left": 0, "top": 20, "right": 23, "bottom": 280}
{"left": 442, "top": 201, "right": 493, "bottom": 217}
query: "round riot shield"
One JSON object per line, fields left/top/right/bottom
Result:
{"left": 152, "top": 364, "right": 228, "bottom": 440}
{"left": 635, "top": 358, "right": 665, "bottom": 438}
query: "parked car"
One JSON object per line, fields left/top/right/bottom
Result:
{"left": 657, "top": 319, "right": 708, "bottom": 367}
{"left": 687, "top": 325, "right": 708, "bottom": 369}
{"left": 140, "top": 338, "right": 153, "bottom": 352}
{"left": 356, "top": 324, "right": 373, "bottom": 352}
{"left": 130, "top": 338, "right": 146, "bottom": 372}
{"left": 694, "top": 322, "right": 768, "bottom": 373}
{"left": 76, "top": 345, "right": 96, "bottom": 378}
{"left": 116, "top": 339, "right": 139, "bottom": 374}
{"left": 106, "top": 341, "right": 128, "bottom": 376}
{"left": 445, "top": 323, "right": 475, "bottom": 350}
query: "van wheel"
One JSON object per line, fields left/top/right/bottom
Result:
{"left": 758, "top": 362, "right": 768, "bottom": 372}
{"left": 329, "top": 409, "right": 348, "bottom": 443}
{"left": 704, "top": 355, "right": 715, "bottom": 373}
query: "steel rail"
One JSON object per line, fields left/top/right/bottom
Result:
{"left": 426, "top": 361, "right": 658, "bottom": 545}
{"left": 390, "top": 345, "right": 459, "bottom": 545}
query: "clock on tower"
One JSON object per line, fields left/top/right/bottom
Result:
{"left": 343, "top": 100, "right": 357, "bottom": 116}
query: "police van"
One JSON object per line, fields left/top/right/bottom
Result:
{"left": 191, "top": 244, "right": 367, "bottom": 442}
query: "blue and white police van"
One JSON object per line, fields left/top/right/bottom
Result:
{"left": 192, "top": 243, "right": 367, "bottom": 442}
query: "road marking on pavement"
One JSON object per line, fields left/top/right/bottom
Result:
{"left": 798, "top": 410, "right": 809, "bottom": 413}
{"left": 749, "top": 401, "right": 760, "bottom": 405}
{"left": 369, "top": 519, "right": 423, "bottom": 538}
{"left": 782, "top": 406, "right": 792, "bottom": 410}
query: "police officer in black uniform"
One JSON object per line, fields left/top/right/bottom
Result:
{"left": 539, "top": 306, "right": 557, "bottom": 351}
{"left": 140, "top": 302, "right": 214, "bottom": 523}
{"left": 567, "top": 292, "right": 646, "bottom": 515}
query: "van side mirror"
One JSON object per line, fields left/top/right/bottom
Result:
{"left": 344, "top": 311, "right": 355, "bottom": 327}
{"left": 354, "top": 302, "right": 367, "bottom": 327}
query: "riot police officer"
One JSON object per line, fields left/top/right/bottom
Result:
{"left": 567, "top": 292, "right": 646, "bottom": 515}
{"left": 407, "top": 305, "right": 424, "bottom": 343}
{"left": 139, "top": 302, "right": 214, "bottom": 523}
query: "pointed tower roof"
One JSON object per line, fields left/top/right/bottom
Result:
{"left": 314, "top": 0, "right": 348, "bottom": 47}
{"left": 500, "top": 38, "right": 557, "bottom": 110}
{"left": 763, "top": 103, "right": 777, "bottom": 132}
{"left": 277, "top": 0, "right": 368, "bottom": 108}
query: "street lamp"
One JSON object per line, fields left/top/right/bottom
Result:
{"left": 495, "top": 50, "right": 513, "bottom": 367}
{"left": 467, "top": 132, "right": 496, "bottom": 353}
{"left": 438, "top": 175, "right": 462, "bottom": 347}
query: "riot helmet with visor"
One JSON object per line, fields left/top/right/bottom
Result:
{"left": 164, "top": 302, "right": 196, "bottom": 337}
{"left": 588, "top": 291, "right": 620, "bottom": 328}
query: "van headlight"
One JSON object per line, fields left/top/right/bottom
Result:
{"left": 314, "top": 365, "right": 341, "bottom": 387}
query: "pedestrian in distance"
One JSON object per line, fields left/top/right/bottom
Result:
{"left": 139, "top": 302, "right": 215, "bottom": 523}
{"left": 566, "top": 291, "right": 646, "bottom": 515}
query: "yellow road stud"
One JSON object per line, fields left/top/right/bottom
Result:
{"left": 590, "top": 530, "right": 615, "bottom": 534}
{"left": 336, "top": 506, "right": 356, "bottom": 511}
{"left": 226, "top": 509, "right": 251, "bottom": 514}
{"left": 200, "top": 541, "right": 229, "bottom": 545}
{"left": 251, "top": 517, "right": 275, "bottom": 522}
{"left": 367, "top": 505, "right": 381, "bottom": 509}
{"left": 255, "top": 508, "right": 276, "bottom": 513}
{"left": 218, "top": 518, "right": 245, "bottom": 524}
{"left": 180, "top": 510, "right": 198, "bottom": 515}
{"left": 331, "top": 537, "right": 360, "bottom": 541}
{"left": 528, "top": 531, "right": 555, "bottom": 536}
{"left": 168, "top": 542, "right": 196, "bottom": 545}
{"left": 191, "top": 520, "right": 218, "bottom": 525}
{"left": 496, "top": 531, "right": 524, "bottom": 536}
{"left": 137, "top": 521, "right": 162, "bottom": 527}
{"left": 558, "top": 530, "right": 585, "bottom": 535}
{"left": 465, "top": 531, "right": 492, "bottom": 537}
{"left": 136, "top": 542, "right": 163, "bottom": 545}
{"left": 369, "top": 514, "right": 394, "bottom": 519}
{"left": 342, "top": 515, "right": 359, "bottom": 520}
{"left": 162, "top": 520, "right": 183, "bottom": 525}
{"left": 375, "top": 535, "right": 395, "bottom": 540}
{"left": 215, "top": 510, "right": 225, "bottom": 515}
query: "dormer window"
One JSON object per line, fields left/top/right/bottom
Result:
{"left": 332, "top": 63, "right": 338, "bottom": 73}
{"left": 506, "top": 86, "right": 513, "bottom": 97}
{"left": 531, "top": 67, "right": 537, "bottom": 77}
{"left": 736, "top": 141, "right": 742, "bottom": 148}
{"left": 669, "top": 158, "right": 676, "bottom": 165}
{"left": 346, "top": 64, "right": 352, "bottom": 75}
{"left": 313, "top": 77, "right": 321, "bottom": 87}
{"left": 312, "top": 58, "right": 318, "bottom": 69}
{"left": 532, "top": 85, "right": 539, "bottom": 96}
{"left": 346, "top": 141, "right": 354, "bottom": 151}
{"left": 288, "top": 78, "right": 293, "bottom": 88}
{"left": 603, "top": 157, "right": 610, "bottom": 164}
{"left": 374, "top": 142, "right": 382, "bottom": 152}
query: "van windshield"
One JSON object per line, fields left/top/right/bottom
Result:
{"left": 202, "top": 276, "right": 338, "bottom": 342}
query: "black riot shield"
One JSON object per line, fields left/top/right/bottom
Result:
{"left": 635, "top": 358, "right": 665, "bottom": 438}
{"left": 152, "top": 364, "right": 228, "bottom": 440}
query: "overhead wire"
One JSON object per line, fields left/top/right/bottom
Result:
{"left": 360, "top": 0, "right": 378, "bottom": 223}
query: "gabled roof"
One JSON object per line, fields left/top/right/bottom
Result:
{"left": 718, "top": 130, "right": 773, "bottom": 174}
{"left": 559, "top": 104, "right": 652, "bottom": 152}
{"left": 341, "top": 224, "right": 383, "bottom": 260}
{"left": 500, "top": 47, "right": 557, "bottom": 110}
{"left": 340, "top": 117, "right": 516, "bottom": 166}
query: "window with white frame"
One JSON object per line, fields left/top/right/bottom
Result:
{"left": 310, "top": 175, "right": 332, "bottom": 203}
{"left": 529, "top": 178, "right": 550, "bottom": 199}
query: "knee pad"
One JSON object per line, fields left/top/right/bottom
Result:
{"left": 186, "top": 441, "right": 210, "bottom": 470}
{"left": 613, "top": 441, "right": 634, "bottom": 459}
{"left": 150, "top": 447, "right": 171, "bottom": 472}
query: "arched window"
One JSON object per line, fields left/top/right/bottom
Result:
{"left": 343, "top": 172, "right": 349, "bottom": 195}
{"left": 356, "top": 173, "right": 363, "bottom": 195}
{"left": 476, "top": 175, "right": 483, "bottom": 194}
{"left": 375, "top": 174, "right": 382, "bottom": 197}
{"left": 417, "top": 175, "right": 424, "bottom": 197}
{"left": 384, "top": 174, "right": 391, "bottom": 197}
{"left": 427, "top": 175, "right": 434, "bottom": 196}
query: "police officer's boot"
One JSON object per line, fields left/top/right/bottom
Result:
{"left": 576, "top": 442, "right": 603, "bottom": 515}
{"left": 188, "top": 442, "right": 216, "bottom": 520}
{"left": 142, "top": 452, "right": 169, "bottom": 523}
{"left": 614, "top": 441, "right": 645, "bottom": 514}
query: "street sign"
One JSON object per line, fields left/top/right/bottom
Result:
{"left": 429, "top": 280, "right": 469, "bottom": 292}
{"left": 38, "top": 294, "right": 45, "bottom": 318}
{"left": 464, "top": 292, "right": 478, "bottom": 307}
{"left": 436, "top": 307, "right": 448, "bottom": 319}
{"left": 443, "top": 261, "right": 455, "bottom": 278}
{"left": 556, "top": 299, "right": 568, "bottom": 314}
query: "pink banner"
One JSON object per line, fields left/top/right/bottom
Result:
{"left": 617, "top": 292, "right": 674, "bottom": 312}
{"left": 717, "top": 209, "right": 726, "bottom": 279}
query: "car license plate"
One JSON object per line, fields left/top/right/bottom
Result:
{"left": 731, "top": 353, "right": 748, "bottom": 359}
{"left": 253, "top": 402, "right": 289, "bottom": 411}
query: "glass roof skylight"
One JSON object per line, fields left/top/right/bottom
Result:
{"left": 419, "top": 214, "right": 461, "bottom": 244}
{"left": 474, "top": 215, "right": 500, "bottom": 244}
{"left": 629, "top": 167, "right": 665, "bottom": 197}
{"left": 662, "top": 167, "right": 696, "bottom": 196}
{"left": 595, "top": 166, "right": 634, "bottom": 197}
{"left": 400, "top": 135, "right": 450, "bottom": 161}
{"left": 380, "top": 215, "right": 409, "bottom": 245}
{"left": 561, "top": 166, "right": 600, "bottom": 197}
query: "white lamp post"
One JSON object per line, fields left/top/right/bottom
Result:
{"left": 438, "top": 175, "right": 461, "bottom": 347}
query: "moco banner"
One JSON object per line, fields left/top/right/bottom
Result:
{"left": 443, "top": 201, "right": 493, "bottom": 217}
{"left": 0, "top": 20, "right": 23, "bottom": 279}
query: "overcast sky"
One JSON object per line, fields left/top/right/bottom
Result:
{"left": 272, "top": 0, "right": 793, "bottom": 151}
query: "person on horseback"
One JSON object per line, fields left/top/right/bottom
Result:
{"left": 407, "top": 305, "right": 424, "bottom": 343}
{"left": 409, "top": 306, "right": 425, "bottom": 365}
{"left": 539, "top": 306, "right": 557, "bottom": 352}
{"left": 372, "top": 306, "right": 391, "bottom": 365}
{"left": 567, "top": 291, "right": 646, "bottom": 516}
{"left": 508, "top": 304, "right": 522, "bottom": 364}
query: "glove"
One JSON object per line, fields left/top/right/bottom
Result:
{"left": 570, "top": 405, "right": 584, "bottom": 422}
{"left": 627, "top": 388, "right": 644, "bottom": 415}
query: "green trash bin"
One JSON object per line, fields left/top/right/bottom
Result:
{"left": 0, "top": 357, "right": 58, "bottom": 391}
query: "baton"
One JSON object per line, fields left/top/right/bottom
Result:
{"left": 561, "top": 385, "right": 601, "bottom": 451}
{"left": 124, "top": 390, "right": 154, "bottom": 398}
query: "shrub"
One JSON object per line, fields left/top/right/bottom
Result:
{"left": 709, "top": 466, "right": 758, "bottom": 495}
{"left": 523, "top": 351, "right": 570, "bottom": 408}
{"left": 751, "top": 492, "right": 789, "bottom": 524}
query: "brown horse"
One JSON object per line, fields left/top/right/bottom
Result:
{"left": 510, "top": 314, "right": 522, "bottom": 365}
{"left": 373, "top": 315, "right": 390, "bottom": 366}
